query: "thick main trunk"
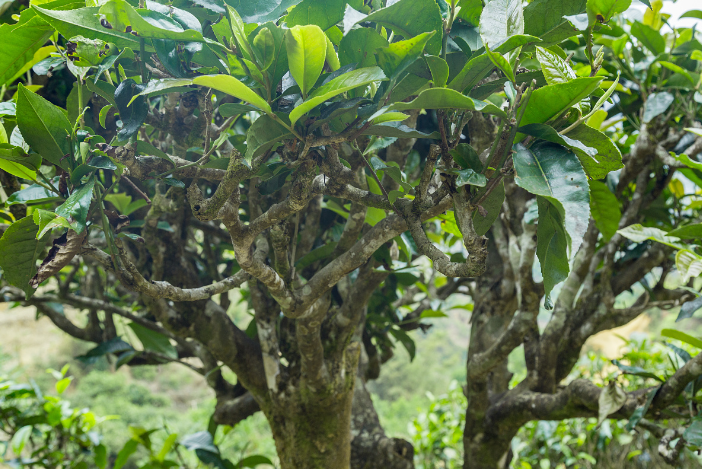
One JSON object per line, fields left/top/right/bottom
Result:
{"left": 266, "top": 390, "right": 355, "bottom": 469}
{"left": 463, "top": 431, "right": 513, "bottom": 469}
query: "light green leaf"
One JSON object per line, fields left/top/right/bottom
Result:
{"left": 589, "top": 180, "right": 620, "bottom": 241}
{"left": 253, "top": 27, "right": 276, "bottom": 71}
{"left": 290, "top": 66, "right": 386, "bottom": 126}
{"left": 11, "top": 425, "right": 33, "bottom": 455}
{"left": 193, "top": 75, "right": 271, "bottom": 114}
{"left": 387, "top": 87, "right": 507, "bottom": 118}
{"left": 55, "top": 177, "right": 96, "bottom": 234}
{"left": 99, "top": 104, "right": 112, "bottom": 128}
{"left": 285, "top": 24, "right": 327, "bottom": 97}
{"left": 513, "top": 142, "right": 590, "bottom": 257}
{"left": 485, "top": 45, "right": 515, "bottom": 83}
{"left": 676, "top": 250, "right": 702, "bottom": 283}
{"left": 597, "top": 380, "right": 627, "bottom": 426}
{"left": 661, "top": 328, "right": 702, "bottom": 349}
{"left": 0, "top": 15, "right": 54, "bottom": 86}
{"left": 535, "top": 46, "right": 576, "bottom": 85}
{"left": 227, "top": 5, "right": 254, "bottom": 62}
{"left": 16, "top": 83, "right": 73, "bottom": 170}
{"left": 586, "top": 0, "right": 631, "bottom": 24}
{"left": 0, "top": 217, "right": 45, "bottom": 298}
{"left": 370, "top": 111, "right": 409, "bottom": 125}
{"left": 425, "top": 55, "right": 449, "bottom": 87}
{"left": 0, "top": 157, "right": 37, "bottom": 181}
{"left": 516, "top": 77, "right": 603, "bottom": 136}
{"left": 479, "top": 0, "right": 524, "bottom": 48}
{"left": 617, "top": 224, "right": 684, "bottom": 249}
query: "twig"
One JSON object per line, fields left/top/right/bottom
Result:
{"left": 123, "top": 176, "right": 152, "bottom": 204}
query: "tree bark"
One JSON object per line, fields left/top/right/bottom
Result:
{"left": 265, "top": 390, "right": 355, "bottom": 469}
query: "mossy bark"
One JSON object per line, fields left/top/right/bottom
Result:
{"left": 266, "top": 390, "right": 354, "bottom": 469}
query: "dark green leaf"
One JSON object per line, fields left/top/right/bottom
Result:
{"left": 358, "top": 0, "right": 443, "bottom": 55}
{"left": 387, "top": 87, "right": 507, "bottom": 118}
{"left": 630, "top": 21, "right": 665, "bottom": 55}
{"left": 338, "top": 28, "right": 388, "bottom": 68}
{"left": 218, "top": 103, "right": 259, "bottom": 117}
{"left": 626, "top": 387, "right": 657, "bottom": 432}
{"left": 518, "top": 123, "right": 597, "bottom": 158}
{"left": 237, "top": 455, "right": 274, "bottom": 468}
{"left": 114, "top": 79, "right": 148, "bottom": 141}
{"left": 113, "top": 440, "right": 139, "bottom": 469}
{"left": 361, "top": 121, "right": 440, "bottom": 139}
{"left": 565, "top": 124, "right": 623, "bottom": 180}
{"left": 589, "top": 180, "right": 620, "bottom": 241}
{"left": 524, "top": 0, "right": 587, "bottom": 45}
{"left": 389, "top": 327, "right": 416, "bottom": 361}
{"left": 128, "top": 322, "right": 178, "bottom": 359}
{"left": 34, "top": 6, "right": 142, "bottom": 51}
{"left": 290, "top": 66, "right": 386, "bottom": 125}
{"left": 77, "top": 336, "right": 134, "bottom": 361}
{"left": 295, "top": 242, "right": 338, "bottom": 270}
{"left": 16, "top": 83, "right": 73, "bottom": 170}
{"left": 287, "top": 0, "right": 361, "bottom": 31}
{"left": 224, "top": 0, "right": 302, "bottom": 23}
{"left": 376, "top": 32, "right": 435, "bottom": 82}
{"left": 472, "top": 180, "right": 505, "bottom": 236}
{"left": 677, "top": 296, "right": 702, "bottom": 322}
{"left": 0, "top": 217, "right": 45, "bottom": 298}
{"left": 55, "top": 177, "right": 95, "bottom": 234}
{"left": 669, "top": 224, "right": 702, "bottom": 239}
{"left": 450, "top": 143, "right": 482, "bottom": 171}
{"left": 612, "top": 359, "right": 663, "bottom": 381}
{"left": 455, "top": 169, "right": 487, "bottom": 187}
{"left": 535, "top": 196, "right": 570, "bottom": 307}
{"left": 685, "top": 416, "right": 702, "bottom": 446}
{"left": 513, "top": 142, "right": 590, "bottom": 256}
{"left": 244, "top": 115, "right": 293, "bottom": 163}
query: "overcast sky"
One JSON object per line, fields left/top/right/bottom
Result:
{"left": 630, "top": 0, "right": 701, "bottom": 28}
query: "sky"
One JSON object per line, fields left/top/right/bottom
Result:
{"left": 630, "top": 0, "right": 701, "bottom": 28}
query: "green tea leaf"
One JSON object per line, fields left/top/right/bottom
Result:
{"left": 290, "top": 66, "right": 386, "bottom": 125}
{"left": 387, "top": 87, "right": 507, "bottom": 118}
{"left": 128, "top": 322, "right": 178, "bottom": 359}
{"left": 0, "top": 217, "right": 46, "bottom": 298}
{"left": 589, "top": 180, "right": 620, "bottom": 241}
{"left": 285, "top": 24, "right": 327, "bottom": 97}
{"left": 55, "top": 177, "right": 95, "bottom": 234}
{"left": 16, "top": 84, "right": 73, "bottom": 171}
{"left": 193, "top": 75, "right": 272, "bottom": 114}
{"left": 479, "top": 0, "right": 524, "bottom": 48}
